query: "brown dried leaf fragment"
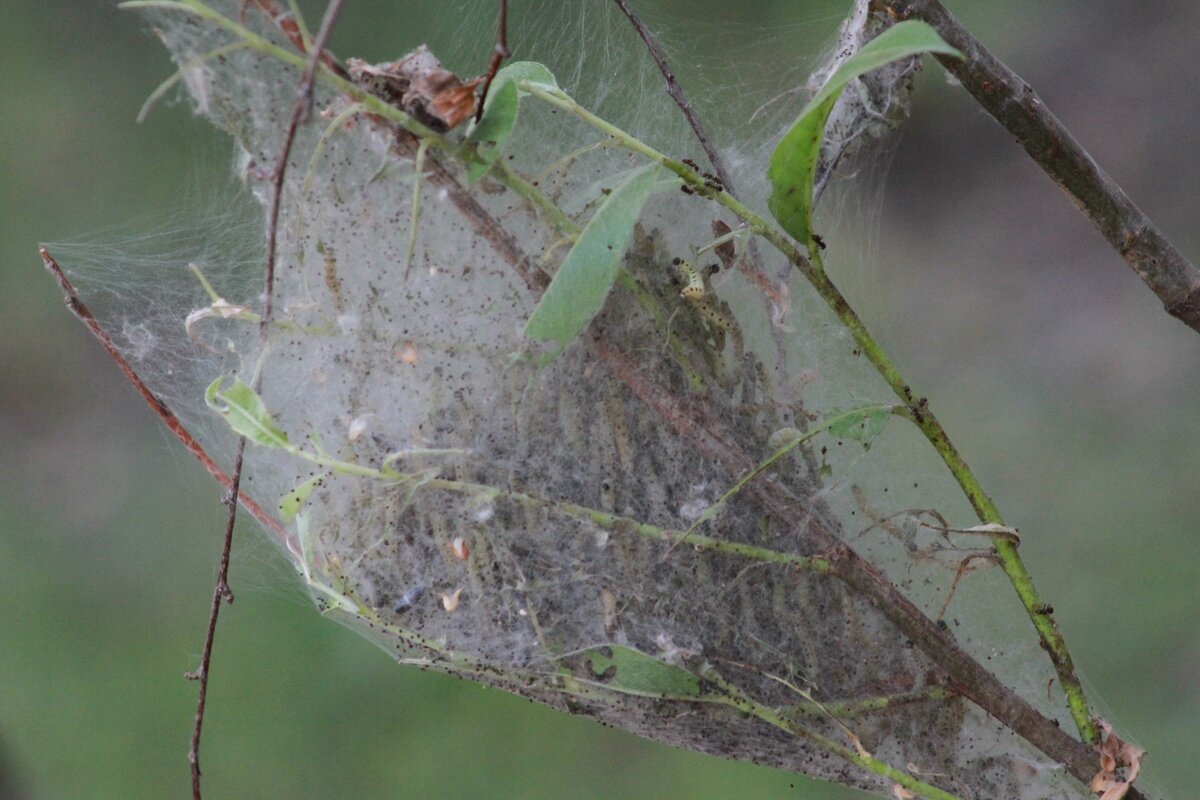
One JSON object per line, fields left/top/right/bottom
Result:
{"left": 1088, "top": 720, "right": 1145, "bottom": 800}
{"left": 348, "top": 47, "right": 480, "bottom": 132}
{"left": 710, "top": 219, "right": 737, "bottom": 271}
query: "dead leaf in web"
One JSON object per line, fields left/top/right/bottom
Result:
{"left": 1088, "top": 720, "right": 1145, "bottom": 800}
{"left": 348, "top": 47, "right": 480, "bottom": 132}
{"left": 185, "top": 299, "right": 258, "bottom": 343}
{"left": 711, "top": 219, "right": 737, "bottom": 270}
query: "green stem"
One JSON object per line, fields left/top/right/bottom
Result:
{"left": 675, "top": 404, "right": 900, "bottom": 548}
{"left": 404, "top": 139, "right": 428, "bottom": 280}
{"left": 783, "top": 685, "right": 953, "bottom": 720}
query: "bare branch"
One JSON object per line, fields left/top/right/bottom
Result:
{"left": 188, "top": 2, "right": 347, "bottom": 796}
{"left": 610, "top": 0, "right": 736, "bottom": 196}
{"left": 888, "top": 0, "right": 1200, "bottom": 335}
{"left": 474, "top": 0, "right": 511, "bottom": 122}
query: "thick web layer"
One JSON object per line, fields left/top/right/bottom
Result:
{"left": 53, "top": 2, "right": 1095, "bottom": 797}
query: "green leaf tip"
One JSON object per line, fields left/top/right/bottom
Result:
{"left": 204, "top": 376, "right": 290, "bottom": 448}
{"left": 279, "top": 473, "right": 326, "bottom": 521}
{"left": 767, "top": 21, "right": 962, "bottom": 243}
{"left": 523, "top": 162, "right": 667, "bottom": 365}
{"left": 584, "top": 645, "right": 702, "bottom": 698}
{"left": 827, "top": 406, "right": 892, "bottom": 445}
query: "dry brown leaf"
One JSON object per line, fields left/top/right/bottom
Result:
{"left": 1088, "top": 720, "right": 1145, "bottom": 800}
{"left": 348, "top": 48, "right": 480, "bottom": 132}
{"left": 431, "top": 78, "right": 483, "bottom": 131}
{"left": 710, "top": 219, "right": 737, "bottom": 271}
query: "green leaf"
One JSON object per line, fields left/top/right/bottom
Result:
{"left": 524, "top": 162, "right": 666, "bottom": 364}
{"left": 204, "top": 376, "right": 290, "bottom": 448}
{"left": 465, "top": 61, "right": 558, "bottom": 183}
{"left": 583, "top": 645, "right": 702, "bottom": 698}
{"left": 278, "top": 473, "right": 326, "bottom": 521}
{"left": 767, "top": 22, "right": 961, "bottom": 243}
{"left": 827, "top": 406, "right": 892, "bottom": 445}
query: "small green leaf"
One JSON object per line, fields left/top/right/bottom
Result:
{"left": 584, "top": 645, "right": 702, "bottom": 698}
{"left": 465, "top": 61, "right": 558, "bottom": 183}
{"left": 204, "top": 376, "right": 290, "bottom": 448}
{"left": 524, "top": 162, "right": 666, "bottom": 365}
{"left": 827, "top": 406, "right": 892, "bottom": 445}
{"left": 767, "top": 22, "right": 961, "bottom": 243}
{"left": 295, "top": 512, "right": 315, "bottom": 570}
{"left": 278, "top": 473, "right": 326, "bottom": 521}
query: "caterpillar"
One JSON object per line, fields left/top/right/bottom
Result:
{"left": 672, "top": 257, "right": 708, "bottom": 301}
{"left": 673, "top": 258, "right": 733, "bottom": 333}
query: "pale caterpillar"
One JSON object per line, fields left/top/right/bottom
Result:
{"left": 673, "top": 257, "right": 708, "bottom": 301}
{"left": 672, "top": 257, "right": 733, "bottom": 334}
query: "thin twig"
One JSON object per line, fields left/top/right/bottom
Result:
{"left": 610, "top": 0, "right": 734, "bottom": 195}
{"left": 187, "top": 2, "right": 347, "bottom": 797}
{"left": 474, "top": 0, "right": 510, "bottom": 122}
{"left": 186, "top": 436, "right": 244, "bottom": 800}
{"left": 245, "top": 0, "right": 350, "bottom": 79}
{"left": 888, "top": 0, "right": 1200, "bottom": 334}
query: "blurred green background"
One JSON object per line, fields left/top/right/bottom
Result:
{"left": 2, "top": 1, "right": 1197, "bottom": 798}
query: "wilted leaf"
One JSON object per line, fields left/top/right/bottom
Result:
{"left": 185, "top": 298, "right": 258, "bottom": 341}
{"left": 204, "top": 376, "right": 290, "bottom": 448}
{"left": 1089, "top": 721, "right": 1145, "bottom": 800}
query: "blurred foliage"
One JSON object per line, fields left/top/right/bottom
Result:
{"left": 2, "top": 1, "right": 1197, "bottom": 798}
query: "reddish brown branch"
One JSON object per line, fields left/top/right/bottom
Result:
{"left": 611, "top": 0, "right": 735, "bottom": 196}
{"left": 474, "top": 0, "right": 511, "bottom": 122}
{"left": 888, "top": 0, "right": 1200, "bottom": 335}
{"left": 244, "top": 0, "right": 350, "bottom": 80}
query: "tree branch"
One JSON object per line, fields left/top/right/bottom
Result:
{"left": 887, "top": 0, "right": 1200, "bottom": 334}
{"left": 610, "top": 0, "right": 735, "bottom": 196}
{"left": 188, "top": 2, "right": 346, "bottom": 796}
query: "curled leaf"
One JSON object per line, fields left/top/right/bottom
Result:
{"left": 465, "top": 61, "right": 558, "bottom": 183}
{"left": 185, "top": 298, "right": 258, "bottom": 342}
{"left": 204, "top": 376, "right": 290, "bottom": 448}
{"left": 1089, "top": 721, "right": 1145, "bottom": 800}
{"left": 767, "top": 22, "right": 961, "bottom": 244}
